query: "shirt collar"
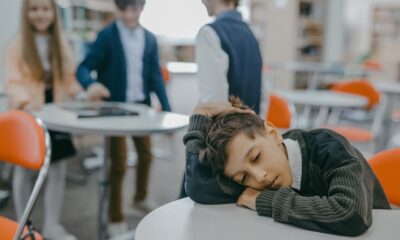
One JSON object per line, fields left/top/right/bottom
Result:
{"left": 216, "top": 10, "right": 242, "bottom": 21}
{"left": 116, "top": 20, "right": 141, "bottom": 34}
{"left": 283, "top": 139, "right": 302, "bottom": 190}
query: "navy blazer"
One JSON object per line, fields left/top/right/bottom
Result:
{"left": 76, "top": 22, "right": 171, "bottom": 111}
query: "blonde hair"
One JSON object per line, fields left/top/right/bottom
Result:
{"left": 20, "top": 0, "right": 65, "bottom": 82}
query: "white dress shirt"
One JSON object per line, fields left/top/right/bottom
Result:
{"left": 116, "top": 20, "right": 145, "bottom": 102}
{"left": 195, "top": 25, "right": 229, "bottom": 103}
{"left": 35, "top": 34, "right": 50, "bottom": 71}
{"left": 283, "top": 138, "right": 303, "bottom": 190}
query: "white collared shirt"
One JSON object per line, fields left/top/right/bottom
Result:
{"left": 116, "top": 20, "right": 145, "bottom": 102}
{"left": 283, "top": 139, "right": 303, "bottom": 190}
{"left": 35, "top": 34, "right": 50, "bottom": 71}
{"left": 195, "top": 25, "right": 229, "bottom": 103}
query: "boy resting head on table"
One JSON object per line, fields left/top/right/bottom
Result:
{"left": 183, "top": 98, "right": 391, "bottom": 236}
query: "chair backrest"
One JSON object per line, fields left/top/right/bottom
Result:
{"left": 330, "top": 79, "right": 386, "bottom": 137}
{"left": 0, "top": 110, "right": 51, "bottom": 239}
{"left": 368, "top": 148, "right": 400, "bottom": 206}
{"left": 265, "top": 93, "right": 297, "bottom": 129}
{"left": 0, "top": 110, "right": 47, "bottom": 170}
{"left": 330, "top": 79, "right": 380, "bottom": 110}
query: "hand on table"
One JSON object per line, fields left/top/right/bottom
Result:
{"left": 87, "top": 83, "right": 110, "bottom": 101}
{"left": 237, "top": 187, "right": 261, "bottom": 211}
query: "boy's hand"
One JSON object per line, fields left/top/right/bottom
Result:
{"left": 193, "top": 102, "right": 255, "bottom": 117}
{"left": 87, "top": 83, "right": 110, "bottom": 101}
{"left": 237, "top": 187, "right": 261, "bottom": 211}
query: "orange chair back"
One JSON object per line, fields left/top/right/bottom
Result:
{"left": 266, "top": 94, "right": 293, "bottom": 129}
{"left": 330, "top": 79, "right": 380, "bottom": 110}
{"left": 0, "top": 110, "right": 46, "bottom": 171}
{"left": 368, "top": 148, "right": 400, "bottom": 206}
{"left": 0, "top": 216, "right": 43, "bottom": 240}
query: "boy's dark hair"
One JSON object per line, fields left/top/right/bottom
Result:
{"left": 200, "top": 98, "right": 265, "bottom": 175}
{"left": 114, "top": 0, "right": 145, "bottom": 10}
{"left": 223, "top": 0, "right": 240, "bottom": 8}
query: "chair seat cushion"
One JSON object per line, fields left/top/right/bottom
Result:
{"left": 0, "top": 216, "right": 43, "bottom": 240}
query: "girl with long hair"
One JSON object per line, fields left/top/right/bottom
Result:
{"left": 4, "top": 0, "right": 84, "bottom": 239}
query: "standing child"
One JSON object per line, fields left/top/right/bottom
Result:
{"left": 4, "top": 0, "right": 84, "bottom": 239}
{"left": 76, "top": 0, "right": 171, "bottom": 237}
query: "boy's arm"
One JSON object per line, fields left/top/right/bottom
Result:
{"left": 76, "top": 31, "right": 108, "bottom": 89}
{"left": 149, "top": 38, "right": 171, "bottom": 111}
{"left": 255, "top": 160, "right": 372, "bottom": 236}
{"left": 183, "top": 114, "right": 240, "bottom": 204}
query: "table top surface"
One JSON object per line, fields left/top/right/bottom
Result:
{"left": 275, "top": 89, "right": 368, "bottom": 108}
{"left": 34, "top": 102, "right": 189, "bottom": 136}
{"left": 374, "top": 82, "right": 400, "bottom": 94}
{"left": 268, "top": 62, "right": 367, "bottom": 75}
{"left": 135, "top": 198, "right": 399, "bottom": 240}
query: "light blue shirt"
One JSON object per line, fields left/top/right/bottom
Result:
{"left": 116, "top": 20, "right": 145, "bottom": 102}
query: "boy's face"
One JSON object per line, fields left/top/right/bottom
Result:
{"left": 118, "top": 4, "right": 143, "bottom": 28}
{"left": 224, "top": 122, "right": 293, "bottom": 191}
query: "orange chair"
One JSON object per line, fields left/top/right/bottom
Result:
{"left": 0, "top": 110, "right": 50, "bottom": 240}
{"left": 161, "top": 65, "right": 171, "bottom": 84}
{"left": 368, "top": 148, "right": 400, "bottom": 206}
{"left": 325, "top": 80, "right": 386, "bottom": 152}
{"left": 265, "top": 93, "right": 297, "bottom": 130}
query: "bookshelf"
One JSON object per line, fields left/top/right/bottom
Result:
{"left": 371, "top": 4, "right": 400, "bottom": 82}
{"left": 249, "top": 0, "right": 328, "bottom": 89}
{"left": 58, "top": 0, "right": 116, "bottom": 62}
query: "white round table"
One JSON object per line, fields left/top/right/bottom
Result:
{"left": 374, "top": 82, "right": 400, "bottom": 95}
{"left": 136, "top": 198, "right": 399, "bottom": 240}
{"left": 275, "top": 90, "right": 367, "bottom": 108}
{"left": 373, "top": 82, "right": 400, "bottom": 147}
{"left": 34, "top": 102, "right": 189, "bottom": 240}
{"left": 275, "top": 90, "right": 368, "bottom": 127}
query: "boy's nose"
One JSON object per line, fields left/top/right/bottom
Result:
{"left": 250, "top": 167, "right": 267, "bottom": 182}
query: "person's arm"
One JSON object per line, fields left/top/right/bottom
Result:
{"left": 240, "top": 158, "right": 373, "bottom": 236}
{"left": 76, "top": 31, "right": 110, "bottom": 100}
{"left": 148, "top": 36, "right": 171, "bottom": 111}
{"left": 3, "top": 40, "right": 30, "bottom": 109}
{"left": 76, "top": 31, "right": 107, "bottom": 90}
{"left": 260, "top": 162, "right": 370, "bottom": 236}
{"left": 61, "top": 38, "right": 84, "bottom": 98}
{"left": 183, "top": 103, "right": 252, "bottom": 204}
{"left": 195, "top": 26, "right": 229, "bottom": 103}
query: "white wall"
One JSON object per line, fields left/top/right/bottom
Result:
{"left": 324, "top": 0, "right": 345, "bottom": 63}
{"left": 0, "top": 0, "right": 22, "bottom": 91}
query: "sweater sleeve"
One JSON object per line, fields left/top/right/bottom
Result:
{"left": 195, "top": 26, "right": 229, "bottom": 103}
{"left": 256, "top": 159, "right": 372, "bottom": 236}
{"left": 76, "top": 30, "right": 108, "bottom": 89}
{"left": 183, "top": 114, "right": 241, "bottom": 204}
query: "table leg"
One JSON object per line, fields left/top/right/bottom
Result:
{"left": 98, "top": 137, "right": 110, "bottom": 240}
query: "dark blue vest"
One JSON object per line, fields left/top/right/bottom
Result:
{"left": 209, "top": 11, "right": 262, "bottom": 114}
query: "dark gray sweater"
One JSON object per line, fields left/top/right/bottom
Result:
{"left": 184, "top": 115, "right": 391, "bottom": 236}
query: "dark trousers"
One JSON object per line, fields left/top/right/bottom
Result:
{"left": 108, "top": 136, "right": 152, "bottom": 222}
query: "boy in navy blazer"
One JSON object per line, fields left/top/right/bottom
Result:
{"left": 76, "top": 0, "right": 171, "bottom": 237}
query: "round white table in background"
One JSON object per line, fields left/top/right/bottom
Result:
{"left": 34, "top": 101, "right": 189, "bottom": 240}
{"left": 135, "top": 198, "right": 399, "bottom": 240}
{"left": 373, "top": 82, "right": 400, "bottom": 147}
{"left": 374, "top": 82, "right": 400, "bottom": 95}
{"left": 274, "top": 90, "right": 368, "bottom": 127}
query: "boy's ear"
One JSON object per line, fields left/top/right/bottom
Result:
{"left": 263, "top": 121, "right": 284, "bottom": 144}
